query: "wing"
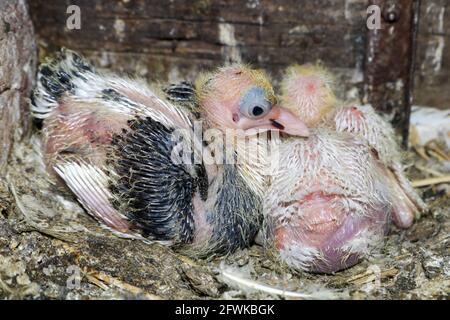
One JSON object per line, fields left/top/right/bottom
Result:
{"left": 109, "top": 115, "right": 208, "bottom": 244}
{"left": 32, "top": 48, "right": 194, "bottom": 130}
{"left": 333, "top": 104, "right": 399, "bottom": 164}
{"left": 53, "top": 161, "right": 137, "bottom": 237}
{"left": 333, "top": 104, "right": 426, "bottom": 228}
{"left": 32, "top": 49, "right": 205, "bottom": 241}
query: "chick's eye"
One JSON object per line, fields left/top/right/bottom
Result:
{"left": 241, "top": 101, "right": 271, "bottom": 119}
{"left": 251, "top": 105, "right": 265, "bottom": 116}
{"left": 239, "top": 87, "right": 272, "bottom": 119}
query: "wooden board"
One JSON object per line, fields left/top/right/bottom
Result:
{"left": 414, "top": 0, "right": 450, "bottom": 108}
{"left": 29, "top": 0, "right": 368, "bottom": 100}
{"left": 28, "top": 0, "right": 450, "bottom": 138}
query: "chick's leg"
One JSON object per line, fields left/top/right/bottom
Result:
{"left": 384, "top": 164, "right": 427, "bottom": 229}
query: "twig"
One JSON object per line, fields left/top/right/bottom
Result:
{"left": 413, "top": 146, "right": 430, "bottom": 161}
{"left": 428, "top": 150, "right": 449, "bottom": 162}
{"left": 347, "top": 268, "right": 398, "bottom": 285}
{"left": 426, "top": 142, "right": 450, "bottom": 161}
{"left": 414, "top": 164, "right": 445, "bottom": 177}
{"left": 85, "top": 270, "right": 161, "bottom": 300}
{"left": 412, "top": 176, "right": 450, "bottom": 188}
{"left": 58, "top": 241, "right": 161, "bottom": 300}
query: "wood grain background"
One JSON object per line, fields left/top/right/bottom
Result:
{"left": 29, "top": 0, "right": 449, "bottom": 109}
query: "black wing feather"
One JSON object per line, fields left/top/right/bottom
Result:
{"left": 110, "top": 116, "right": 207, "bottom": 243}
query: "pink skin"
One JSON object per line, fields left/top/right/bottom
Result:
{"left": 283, "top": 72, "right": 334, "bottom": 127}
{"left": 44, "top": 101, "right": 131, "bottom": 168}
{"left": 281, "top": 69, "right": 421, "bottom": 217}
{"left": 275, "top": 217, "right": 387, "bottom": 273}
{"left": 263, "top": 132, "right": 395, "bottom": 273}
{"left": 273, "top": 190, "right": 390, "bottom": 273}
{"left": 43, "top": 102, "right": 134, "bottom": 233}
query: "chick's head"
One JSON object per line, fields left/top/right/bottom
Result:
{"left": 280, "top": 64, "right": 337, "bottom": 127}
{"left": 195, "top": 65, "right": 309, "bottom": 137}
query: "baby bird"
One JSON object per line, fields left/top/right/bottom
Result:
{"left": 31, "top": 49, "right": 309, "bottom": 256}
{"left": 280, "top": 64, "right": 426, "bottom": 228}
{"left": 263, "top": 130, "right": 392, "bottom": 273}
{"left": 261, "top": 64, "right": 425, "bottom": 273}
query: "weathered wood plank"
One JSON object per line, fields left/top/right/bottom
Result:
{"left": 417, "top": 0, "right": 450, "bottom": 36}
{"left": 414, "top": 0, "right": 450, "bottom": 108}
{"left": 364, "top": 0, "right": 420, "bottom": 146}
{"left": 28, "top": 0, "right": 450, "bottom": 111}
{"left": 0, "top": 0, "right": 36, "bottom": 174}
{"left": 33, "top": 0, "right": 359, "bottom": 25}
{"left": 29, "top": 0, "right": 367, "bottom": 103}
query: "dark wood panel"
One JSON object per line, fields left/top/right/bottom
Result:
{"left": 28, "top": 2, "right": 365, "bottom": 56}
{"left": 29, "top": 0, "right": 368, "bottom": 103}
{"left": 414, "top": 0, "right": 450, "bottom": 108}
{"left": 29, "top": 0, "right": 450, "bottom": 111}
{"left": 364, "top": 0, "right": 420, "bottom": 145}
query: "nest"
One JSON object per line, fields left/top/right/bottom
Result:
{"left": 0, "top": 131, "right": 448, "bottom": 300}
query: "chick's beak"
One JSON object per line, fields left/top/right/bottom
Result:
{"left": 238, "top": 106, "right": 310, "bottom": 137}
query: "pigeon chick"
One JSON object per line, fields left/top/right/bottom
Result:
{"left": 31, "top": 49, "right": 309, "bottom": 257}
{"left": 260, "top": 64, "right": 425, "bottom": 273}
{"left": 280, "top": 64, "right": 426, "bottom": 228}
{"left": 263, "top": 130, "right": 393, "bottom": 273}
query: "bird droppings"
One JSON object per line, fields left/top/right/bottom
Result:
{"left": 0, "top": 135, "right": 448, "bottom": 299}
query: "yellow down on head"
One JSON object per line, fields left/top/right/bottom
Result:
{"left": 280, "top": 63, "right": 337, "bottom": 126}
